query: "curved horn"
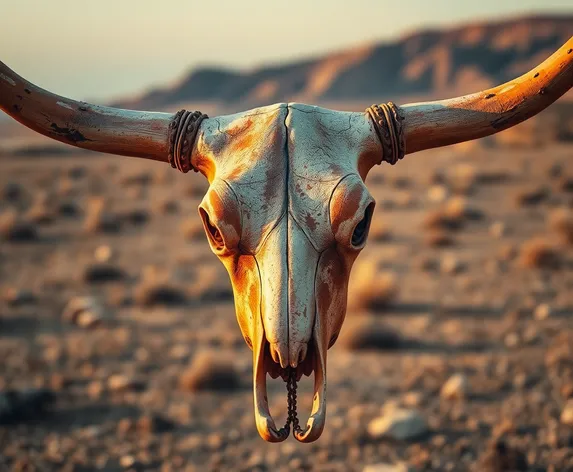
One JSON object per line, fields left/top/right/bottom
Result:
{"left": 368, "top": 37, "right": 573, "bottom": 159}
{"left": 1, "top": 61, "right": 180, "bottom": 162}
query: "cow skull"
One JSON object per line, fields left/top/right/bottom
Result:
{"left": 1, "top": 38, "right": 572, "bottom": 442}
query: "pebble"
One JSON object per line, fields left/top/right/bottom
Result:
{"left": 489, "top": 221, "right": 506, "bottom": 238}
{"left": 62, "top": 296, "right": 105, "bottom": 328}
{"left": 441, "top": 374, "right": 469, "bottom": 400}
{"left": 94, "top": 245, "right": 114, "bottom": 262}
{"left": 107, "top": 374, "right": 140, "bottom": 392}
{"left": 441, "top": 254, "right": 464, "bottom": 275}
{"left": 428, "top": 185, "right": 448, "bottom": 203}
{"left": 534, "top": 303, "right": 551, "bottom": 320}
{"left": 560, "top": 399, "right": 573, "bottom": 426}
{"left": 367, "top": 406, "right": 428, "bottom": 440}
{"left": 137, "top": 413, "right": 175, "bottom": 434}
{"left": 2, "top": 287, "right": 36, "bottom": 306}
{"left": 504, "top": 332, "right": 520, "bottom": 348}
{"left": 363, "top": 463, "right": 413, "bottom": 472}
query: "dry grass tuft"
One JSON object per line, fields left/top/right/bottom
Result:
{"left": 549, "top": 208, "right": 573, "bottom": 245}
{"left": 179, "top": 351, "right": 241, "bottom": 392}
{"left": 347, "top": 259, "right": 398, "bottom": 313}
{"left": 519, "top": 238, "right": 561, "bottom": 270}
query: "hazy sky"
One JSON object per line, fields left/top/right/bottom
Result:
{"left": 1, "top": 0, "right": 571, "bottom": 101}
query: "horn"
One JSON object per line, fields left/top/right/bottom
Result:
{"left": 367, "top": 37, "right": 573, "bottom": 160}
{"left": 0, "top": 61, "right": 207, "bottom": 168}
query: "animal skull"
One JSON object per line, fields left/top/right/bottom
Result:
{"left": 1, "top": 38, "right": 572, "bottom": 442}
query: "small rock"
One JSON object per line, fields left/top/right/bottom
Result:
{"left": 367, "top": 406, "right": 428, "bottom": 440}
{"left": 363, "top": 460, "right": 411, "bottom": 471}
{"left": 534, "top": 303, "right": 551, "bottom": 320}
{"left": 119, "top": 455, "right": 137, "bottom": 469}
{"left": 179, "top": 351, "right": 241, "bottom": 392}
{"left": 340, "top": 320, "right": 403, "bottom": 352}
{"left": 0, "top": 211, "right": 38, "bottom": 242}
{"left": 477, "top": 439, "right": 527, "bottom": 472}
{"left": 94, "top": 245, "right": 114, "bottom": 263}
{"left": 2, "top": 287, "right": 36, "bottom": 306}
{"left": 134, "top": 281, "right": 187, "bottom": 307}
{"left": 402, "top": 392, "right": 424, "bottom": 407}
{"left": 62, "top": 296, "right": 106, "bottom": 328}
{"left": 107, "top": 374, "right": 141, "bottom": 392}
{"left": 0, "top": 388, "right": 55, "bottom": 424}
{"left": 489, "top": 222, "right": 506, "bottom": 238}
{"left": 137, "top": 413, "right": 175, "bottom": 434}
{"left": 58, "top": 200, "right": 81, "bottom": 218}
{"left": 561, "top": 399, "right": 573, "bottom": 426}
{"left": 514, "top": 186, "right": 549, "bottom": 207}
{"left": 117, "top": 418, "right": 134, "bottom": 436}
{"left": 121, "top": 208, "right": 150, "bottom": 226}
{"left": 83, "top": 263, "right": 126, "bottom": 283}
{"left": 504, "top": 332, "right": 520, "bottom": 348}
{"left": 87, "top": 381, "right": 104, "bottom": 399}
{"left": 427, "top": 185, "right": 448, "bottom": 203}
{"left": 424, "top": 231, "right": 454, "bottom": 248}
{"left": 441, "top": 254, "right": 464, "bottom": 275}
{"left": 2, "top": 182, "right": 24, "bottom": 202}
{"left": 49, "top": 373, "right": 70, "bottom": 391}
{"left": 441, "top": 374, "right": 469, "bottom": 400}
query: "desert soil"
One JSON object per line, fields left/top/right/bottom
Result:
{"left": 1, "top": 142, "right": 573, "bottom": 471}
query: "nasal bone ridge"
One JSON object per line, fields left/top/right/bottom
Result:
{"left": 270, "top": 341, "right": 308, "bottom": 368}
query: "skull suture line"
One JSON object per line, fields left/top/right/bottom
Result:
{"left": 1, "top": 38, "right": 572, "bottom": 442}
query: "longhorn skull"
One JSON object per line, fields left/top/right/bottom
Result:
{"left": 1, "top": 38, "right": 572, "bottom": 442}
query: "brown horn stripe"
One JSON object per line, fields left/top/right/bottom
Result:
{"left": 366, "top": 102, "right": 405, "bottom": 165}
{"left": 168, "top": 110, "right": 208, "bottom": 173}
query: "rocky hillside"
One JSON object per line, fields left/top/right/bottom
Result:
{"left": 115, "top": 14, "right": 573, "bottom": 111}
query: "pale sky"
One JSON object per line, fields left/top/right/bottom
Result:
{"left": 1, "top": 0, "right": 571, "bottom": 102}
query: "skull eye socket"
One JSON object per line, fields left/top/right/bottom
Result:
{"left": 200, "top": 208, "right": 225, "bottom": 251}
{"left": 351, "top": 203, "right": 374, "bottom": 248}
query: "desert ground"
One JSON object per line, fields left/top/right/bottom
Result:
{"left": 1, "top": 128, "right": 573, "bottom": 471}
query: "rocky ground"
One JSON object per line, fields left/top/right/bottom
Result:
{"left": 1, "top": 141, "right": 573, "bottom": 471}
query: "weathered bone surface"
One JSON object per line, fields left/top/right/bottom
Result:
{"left": 1, "top": 37, "right": 572, "bottom": 443}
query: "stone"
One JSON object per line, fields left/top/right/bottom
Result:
{"left": 427, "top": 185, "right": 448, "bottom": 203}
{"left": 0, "top": 388, "right": 55, "bottom": 423}
{"left": 534, "top": 303, "right": 551, "bottom": 320}
{"left": 94, "top": 245, "right": 114, "bottom": 263}
{"left": 363, "top": 463, "right": 413, "bottom": 472}
{"left": 107, "top": 374, "right": 141, "bottom": 392}
{"left": 83, "top": 263, "right": 126, "bottom": 283}
{"left": 560, "top": 399, "right": 573, "bottom": 426}
{"left": 367, "top": 407, "right": 428, "bottom": 440}
{"left": 489, "top": 222, "right": 506, "bottom": 238}
{"left": 137, "top": 413, "right": 175, "bottom": 434}
{"left": 179, "top": 351, "right": 241, "bottom": 392}
{"left": 441, "top": 254, "right": 464, "bottom": 275}
{"left": 62, "top": 296, "right": 106, "bottom": 328}
{"left": 441, "top": 374, "right": 469, "bottom": 400}
{"left": 3, "top": 288, "right": 36, "bottom": 306}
